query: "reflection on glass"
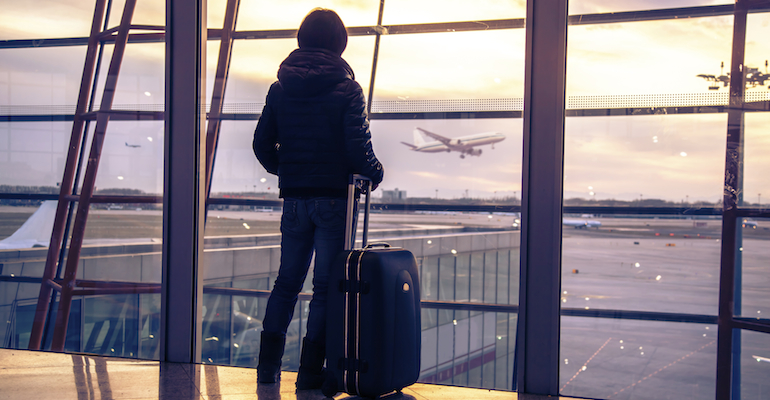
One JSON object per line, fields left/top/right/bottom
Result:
{"left": 567, "top": 19, "right": 733, "bottom": 96}
{"left": 564, "top": 115, "right": 726, "bottom": 203}
{"left": 0, "top": 48, "right": 87, "bottom": 107}
{"left": 0, "top": 122, "right": 71, "bottom": 188}
{"left": 224, "top": 37, "right": 375, "bottom": 106}
{"left": 739, "top": 329, "right": 770, "bottom": 399}
{"left": 569, "top": 0, "right": 730, "bottom": 15}
{"left": 737, "top": 217, "right": 770, "bottom": 319}
{"left": 91, "top": 43, "right": 165, "bottom": 108}
{"left": 375, "top": 31, "right": 524, "bottom": 101}
{"left": 235, "top": 1, "right": 380, "bottom": 31}
{"left": 0, "top": 0, "right": 165, "bottom": 360}
{"left": 420, "top": 310, "right": 516, "bottom": 391}
{"left": 560, "top": 317, "right": 716, "bottom": 399}
{"left": 743, "top": 113, "right": 770, "bottom": 207}
{"left": 382, "top": 0, "right": 524, "bottom": 25}
{"left": 0, "top": 0, "right": 94, "bottom": 40}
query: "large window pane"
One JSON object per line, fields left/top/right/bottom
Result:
{"left": 560, "top": 317, "right": 716, "bottom": 399}
{"left": 382, "top": 0, "right": 524, "bottom": 25}
{"left": 374, "top": 31, "right": 524, "bottom": 101}
{"left": 0, "top": 0, "right": 165, "bottom": 362}
{"left": 370, "top": 119, "right": 522, "bottom": 199}
{"left": 0, "top": 1, "right": 94, "bottom": 40}
{"left": 739, "top": 329, "right": 770, "bottom": 399}
{"left": 737, "top": 217, "right": 770, "bottom": 319}
{"left": 236, "top": 0, "right": 380, "bottom": 31}
{"left": 561, "top": 6, "right": 743, "bottom": 399}
{"left": 569, "top": 1, "right": 733, "bottom": 16}
{"left": 0, "top": 47, "right": 86, "bottom": 107}
{"left": 196, "top": 2, "right": 525, "bottom": 394}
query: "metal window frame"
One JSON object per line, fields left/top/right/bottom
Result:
{"left": 161, "top": 0, "right": 206, "bottom": 363}
{"left": 515, "top": 0, "right": 568, "bottom": 395}
{"left": 2, "top": 0, "right": 769, "bottom": 397}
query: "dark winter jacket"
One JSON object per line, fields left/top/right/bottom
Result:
{"left": 253, "top": 48, "right": 384, "bottom": 198}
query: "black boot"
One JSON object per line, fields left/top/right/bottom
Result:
{"left": 296, "top": 337, "right": 326, "bottom": 390}
{"left": 257, "top": 331, "right": 286, "bottom": 384}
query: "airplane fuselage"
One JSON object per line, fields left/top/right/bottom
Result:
{"left": 409, "top": 132, "right": 505, "bottom": 155}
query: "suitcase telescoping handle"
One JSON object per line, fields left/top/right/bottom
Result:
{"left": 344, "top": 174, "right": 372, "bottom": 251}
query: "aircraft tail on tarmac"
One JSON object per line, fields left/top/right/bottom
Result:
{"left": 0, "top": 201, "right": 57, "bottom": 249}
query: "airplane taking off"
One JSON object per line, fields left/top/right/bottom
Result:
{"left": 400, "top": 127, "right": 505, "bottom": 158}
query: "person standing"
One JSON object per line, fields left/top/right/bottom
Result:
{"left": 252, "top": 7, "right": 384, "bottom": 393}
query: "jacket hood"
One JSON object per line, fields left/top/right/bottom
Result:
{"left": 277, "top": 48, "right": 355, "bottom": 97}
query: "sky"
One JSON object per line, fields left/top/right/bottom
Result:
{"left": 1, "top": 0, "right": 769, "bottom": 202}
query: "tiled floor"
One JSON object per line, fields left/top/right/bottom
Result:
{"left": 0, "top": 348, "right": 584, "bottom": 400}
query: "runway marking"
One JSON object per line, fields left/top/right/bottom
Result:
{"left": 561, "top": 337, "right": 613, "bottom": 391}
{"left": 607, "top": 339, "right": 716, "bottom": 399}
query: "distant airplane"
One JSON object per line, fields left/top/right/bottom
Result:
{"left": 400, "top": 127, "right": 505, "bottom": 159}
{"left": 697, "top": 60, "right": 769, "bottom": 90}
{"left": 563, "top": 218, "right": 602, "bottom": 229}
{"left": 125, "top": 142, "right": 141, "bottom": 148}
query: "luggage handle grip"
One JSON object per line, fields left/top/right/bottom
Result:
{"left": 364, "top": 242, "right": 390, "bottom": 249}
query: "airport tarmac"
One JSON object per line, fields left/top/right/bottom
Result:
{"left": 558, "top": 234, "right": 769, "bottom": 400}
{"left": 1, "top": 208, "right": 768, "bottom": 399}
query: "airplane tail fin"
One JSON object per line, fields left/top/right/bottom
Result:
{"left": 413, "top": 128, "right": 428, "bottom": 146}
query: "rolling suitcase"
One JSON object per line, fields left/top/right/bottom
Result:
{"left": 323, "top": 175, "right": 421, "bottom": 398}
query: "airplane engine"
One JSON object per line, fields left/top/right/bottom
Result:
{"left": 468, "top": 148, "right": 482, "bottom": 156}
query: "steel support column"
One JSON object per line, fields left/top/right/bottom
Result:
{"left": 162, "top": 0, "right": 207, "bottom": 363}
{"left": 716, "top": 1, "right": 749, "bottom": 398}
{"left": 366, "top": 0, "right": 386, "bottom": 115}
{"left": 515, "top": 0, "right": 568, "bottom": 395}
{"left": 205, "top": 0, "right": 240, "bottom": 199}
{"left": 28, "top": 0, "right": 108, "bottom": 351}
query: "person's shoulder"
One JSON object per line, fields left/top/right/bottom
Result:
{"left": 336, "top": 79, "right": 364, "bottom": 101}
{"left": 267, "top": 80, "right": 283, "bottom": 94}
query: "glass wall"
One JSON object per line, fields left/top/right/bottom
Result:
{"left": 0, "top": 0, "right": 164, "bottom": 359}
{"left": 198, "top": 0, "right": 525, "bottom": 392}
{"left": 1, "top": 0, "right": 767, "bottom": 398}
{"left": 562, "top": 2, "right": 770, "bottom": 399}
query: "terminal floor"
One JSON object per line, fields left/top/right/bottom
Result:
{"left": 0, "top": 348, "right": 588, "bottom": 400}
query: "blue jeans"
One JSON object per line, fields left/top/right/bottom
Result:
{"left": 262, "top": 197, "right": 346, "bottom": 344}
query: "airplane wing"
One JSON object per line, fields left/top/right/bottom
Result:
{"left": 416, "top": 127, "right": 451, "bottom": 145}
{"left": 400, "top": 141, "right": 417, "bottom": 149}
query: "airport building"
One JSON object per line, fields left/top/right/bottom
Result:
{"left": 1, "top": 1, "right": 769, "bottom": 399}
